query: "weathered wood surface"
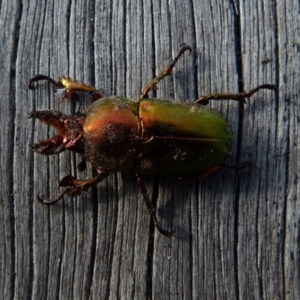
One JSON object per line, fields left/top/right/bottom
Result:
{"left": 0, "top": 0, "right": 299, "bottom": 299}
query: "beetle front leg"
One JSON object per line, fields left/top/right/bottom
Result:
{"left": 140, "top": 44, "right": 192, "bottom": 99}
{"left": 195, "top": 84, "right": 277, "bottom": 105}
{"left": 38, "top": 171, "right": 109, "bottom": 204}
{"left": 136, "top": 173, "right": 173, "bottom": 237}
{"left": 29, "top": 74, "right": 103, "bottom": 101}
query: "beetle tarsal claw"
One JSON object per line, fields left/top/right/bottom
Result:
{"left": 37, "top": 189, "right": 68, "bottom": 205}
{"left": 141, "top": 130, "right": 154, "bottom": 143}
{"left": 155, "top": 223, "right": 174, "bottom": 237}
{"left": 179, "top": 44, "right": 192, "bottom": 56}
{"left": 151, "top": 212, "right": 174, "bottom": 236}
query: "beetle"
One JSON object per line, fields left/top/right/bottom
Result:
{"left": 29, "top": 45, "right": 276, "bottom": 236}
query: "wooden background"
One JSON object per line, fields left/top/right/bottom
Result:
{"left": 0, "top": 0, "right": 299, "bottom": 299}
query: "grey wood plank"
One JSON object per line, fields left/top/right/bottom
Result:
{"left": 277, "top": 1, "right": 300, "bottom": 299}
{"left": 0, "top": 0, "right": 298, "bottom": 299}
{"left": 0, "top": 1, "right": 20, "bottom": 299}
{"left": 239, "top": 1, "right": 282, "bottom": 299}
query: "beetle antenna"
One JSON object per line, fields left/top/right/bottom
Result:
{"left": 29, "top": 74, "right": 61, "bottom": 90}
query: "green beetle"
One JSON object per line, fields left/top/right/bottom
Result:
{"left": 29, "top": 45, "right": 276, "bottom": 236}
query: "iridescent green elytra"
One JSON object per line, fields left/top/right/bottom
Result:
{"left": 84, "top": 96, "right": 232, "bottom": 175}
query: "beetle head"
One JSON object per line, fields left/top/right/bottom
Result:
{"left": 29, "top": 110, "right": 85, "bottom": 154}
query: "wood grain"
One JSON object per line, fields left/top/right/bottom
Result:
{"left": 0, "top": 0, "right": 299, "bottom": 299}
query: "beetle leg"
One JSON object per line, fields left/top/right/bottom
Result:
{"left": 77, "top": 158, "right": 87, "bottom": 172}
{"left": 38, "top": 172, "right": 109, "bottom": 204}
{"left": 29, "top": 74, "right": 103, "bottom": 101}
{"left": 140, "top": 44, "right": 192, "bottom": 99}
{"left": 221, "top": 161, "right": 250, "bottom": 169}
{"left": 61, "top": 173, "right": 109, "bottom": 196}
{"left": 178, "top": 165, "right": 222, "bottom": 181}
{"left": 195, "top": 84, "right": 277, "bottom": 105}
{"left": 37, "top": 189, "right": 69, "bottom": 205}
{"left": 57, "top": 77, "right": 103, "bottom": 101}
{"left": 136, "top": 173, "right": 174, "bottom": 237}
{"left": 179, "top": 162, "right": 250, "bottom": 181}
{"left": 179, "top": 161, "right": 250, "bottom": 182}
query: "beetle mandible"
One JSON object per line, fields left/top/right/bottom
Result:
{"left": 29, "top": 45, "right": 276, "bottom": 236}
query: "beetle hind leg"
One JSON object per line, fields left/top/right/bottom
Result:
{"left": 178, "top": 166, "right": 222, "bottom": 181}
{"left": 221, "top": 161, "right": 250, "bottom": 169}
{"left": 195, "top": 84, "right": 277, "bottom": 105}
{"left": 136, "top": 173, "right": 174, "bottom": 237}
